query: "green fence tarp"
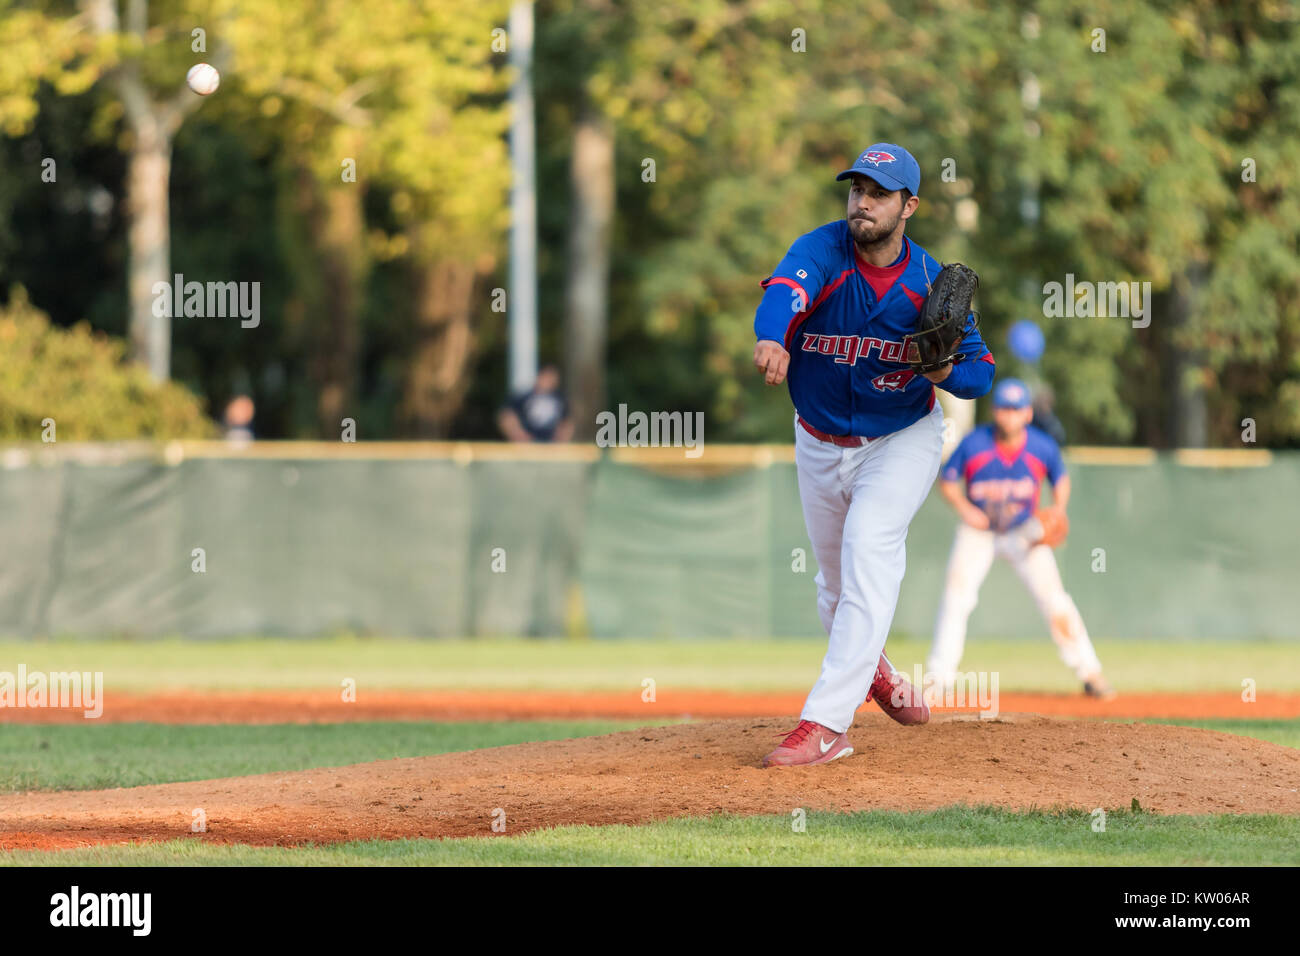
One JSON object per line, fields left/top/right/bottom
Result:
{"left": 2, "top": 452, "right": 1296, "bottom": 640}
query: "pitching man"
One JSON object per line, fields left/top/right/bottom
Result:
{"left": 926, "top": 378, "right": 1113, "bottom": 699}
{"left": 753, "top": 143, "right": 994, "bottom": 767}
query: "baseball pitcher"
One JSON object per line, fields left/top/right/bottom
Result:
{"left": 926, "top": 377, "right": 1113, "bottom": 699}
{"left": 753, "top": 143, "right": 995, "bottom": 767}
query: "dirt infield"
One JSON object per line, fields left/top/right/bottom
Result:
{"left": 2, "top": 714, "right": 1297, "bottom": 850}
{"left": 3, "top": 688, "right": 1295, "bottom": 723}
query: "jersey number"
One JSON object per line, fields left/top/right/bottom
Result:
{"left": 871, "top": 369, "right": 915, "bottom": 392}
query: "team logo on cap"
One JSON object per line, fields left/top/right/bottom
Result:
{"left": 1000, "top": 384, "right": 1025, "bottom": 403}
{"left": 860, "top": 150, "right": 896, "bottom": 167}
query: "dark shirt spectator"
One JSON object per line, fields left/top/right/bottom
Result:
{"left": 498, "top": 365, "right": 574, "bottom": 443}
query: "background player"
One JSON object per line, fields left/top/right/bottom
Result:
{"left": 927, "top": 378, "right": 1113, "bottom": 699}
{"left": 752, "top": 143, "right": 995, "bottom": 767}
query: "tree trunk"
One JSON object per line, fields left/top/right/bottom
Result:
{"left": 86, "top": 0, "right": 208, "bottom": 382}
{"left": 1168, "top": 264, "right": 1209, "bottom": 448}
{"left": 403, "top": 258, "right": 478, "bottom": 438}
{"left": 563, "top": 105, "right": 614, "bottom": 440}
{"left": 300, "top": 172, "right": 366, "bottom": 437}
{"left": 124, "top": 120, "right": 172, "bottom": 381}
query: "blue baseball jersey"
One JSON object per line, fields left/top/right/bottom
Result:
{"left": 754, "top": 220, "right": 994, "bottom": 437}
{"left": 941, "top": 424, "right": 1066, "bottom": 532}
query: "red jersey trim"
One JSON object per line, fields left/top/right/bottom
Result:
{"left": 853, "top": 239, "right": 911, "bottom": 301}
{"left": 853, "top": 239, "right": 911, "bottom": 277}
{"left": 994, "top": 433, "right": 1028, "bottom": 467}
{"left": 1023, "top": 452, "right": 1049, "bottom": 483}
{"left": 782, "top": 268, "right": 855, "bottom": 352}
{"left": 964, "top": 449, "right": 997, "bottom": 484}
{"left": 760, "top": 275, "right": 809, "bottom": 304}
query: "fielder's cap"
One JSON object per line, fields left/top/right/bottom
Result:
{"left": 993, "top": 378, "right": 1032, "bottom": 409}
{"left": 836, "top": 143, "right": 921, "bottom": 196}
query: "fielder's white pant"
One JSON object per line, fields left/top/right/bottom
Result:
{"left": 927, "top": 522, "right": 1103, "bottom": 683}
{"left": 796, "top": 405, "right": 945, "bottom": 733}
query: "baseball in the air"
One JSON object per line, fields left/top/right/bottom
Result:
{"left": 186, "top": 63, "right": 221, "bottom": 96}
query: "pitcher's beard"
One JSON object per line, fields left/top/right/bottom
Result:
{"left": 849, "top": 212, "right": 902, "bottom": 251}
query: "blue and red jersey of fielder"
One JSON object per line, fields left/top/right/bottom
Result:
{"left": 753, "top": 220, "right": 995, "bottom": 438}
{"left": 942, "top": 424, "right": 1066, "bottom": 533}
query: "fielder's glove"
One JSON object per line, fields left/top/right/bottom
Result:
{"left": 909, "top": 263, "right": 980, "bottom": 373}
{"left": 1032, "top": 506, "right": 1070, "bottom": 548}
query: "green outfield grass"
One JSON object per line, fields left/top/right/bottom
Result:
{"left": 4, "top": 807, "right": 1298, "bottom": 867}
{"left": 1138, "top": 719, "right": 1300, "bottom": 749}
{"left": 0, "top": 636, "right": 1294, "bottom": 693}
{"left": 0, "top": 720, "right": 671, "bottom": 792}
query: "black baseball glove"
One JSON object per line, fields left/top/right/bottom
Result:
{"left": 909, "top": 263, "right": 980, "bottom": 373}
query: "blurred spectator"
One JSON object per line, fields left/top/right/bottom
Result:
{"left": 1032, "top": 383, "right": 1068, "bottom": 446}
{"left": 498, "top": 365, "right": 574, "bottom": 443}
{"left": 223, "top": 394, "right": 255, "bottom": 445}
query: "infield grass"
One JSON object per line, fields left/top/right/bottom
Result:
{"left": 4, "top": 807, "right": 1297, "bottom": 867}
{"left": 0, "top": 720, "right": 674, "bottom": 792}
{"left": 0, "top": 636, "right": 1295, "bottom": 693}
{"left": 1138, "top": 718, "right": 1300, "bottom": 749}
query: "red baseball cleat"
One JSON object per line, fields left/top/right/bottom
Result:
{"left": 869, "top": 656, "right": 930, "bottom": 725}
{"left": 761, "top": 719, "right": 854, "bottom": 767}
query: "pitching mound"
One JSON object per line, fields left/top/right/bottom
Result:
{"left": 2, "top": 715, "right": 1296, "bottom": 849}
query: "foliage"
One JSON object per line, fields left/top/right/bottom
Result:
{"left": 534, "top": 0, "right": 1300, "bottom": 445}
{"left": 1, "top": 0, "right": 1298, "bottom": 444}
{"left": 0, "top": 286, "right": 215, "bottom": 439}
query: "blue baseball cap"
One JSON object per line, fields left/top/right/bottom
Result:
{"left": 836, "top": 143, "right": 921, "bottom": 196}
{"left": 992, "top": 378, "right": 1032, "bottom": 409}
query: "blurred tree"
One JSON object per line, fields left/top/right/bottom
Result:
{"left": 1, "top": 0, "right": 508, "bottom": 438}
{"left": 2, "top": 0, "right": 1298, "bottom": 446}
{"left": 1178, "top": 1, "right": 1300, "bottom": 445}
{"left": 535, "top": 0, "right": 621, "bottom": 439}
{"left": 218, "top": 0, "right": 510, "bottom": 436}
{"left": 0, "top": 84, "right": 127, "bottom": 338}
{"left": 82, "top": 0, "right": 229, "bottom": 383}
{"left": 0, "top": 0, "right": 195, "bottom": 381}
{"left": 0, "top": 286, "right": 214, "bottom": 438}
{"left": 566, "top": 0, "right": 996, "bottom": 440}
{"left": 535, "top": 0, "right": 1300, "bottom": 447}
{"left": 979, "top": 0, "right": 1300, "bottom": 446}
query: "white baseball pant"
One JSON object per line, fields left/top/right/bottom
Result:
{"left": 927, "top": 522, "right": 1103, "bottom": 683}
{"left": 795, "top": 404, "right": 945, "bottom": 733}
